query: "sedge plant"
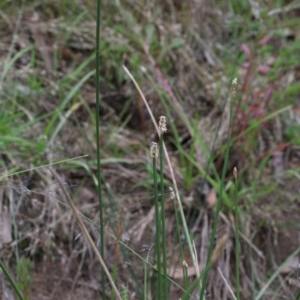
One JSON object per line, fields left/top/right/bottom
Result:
{"left": 150, "top": 116, "right": 169, "bottom": 300}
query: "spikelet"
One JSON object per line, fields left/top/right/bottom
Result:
{"left": 233, "top": 166, "right": 238, "bottom": 180}
{"left": 231, "top": 78, "right": 238, "bottom": 98}
{"left": 150, "top": 142, "right": 159, "bottom": 158}
{"left": 159, "top": 116, "right": 167, "bottom": 135}
{"left": 169, "top": 186, "right": 175, "bottom": 200}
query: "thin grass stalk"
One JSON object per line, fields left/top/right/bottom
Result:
{"left": 0, "top": 260, "right": 25, "bottom": 300}
{"left": 233, "top": 167, "right": 240, "bottom": 300}
{"left": 217, "top": 267, "right": 237, "bottom": 300}
{"left": 199, "top": 79, "right": 237, "bottom": 300}
{"left": 144, "top": 262, "right": 148, "bottom": 300}
{"left": 95, "top": 0, "right": 106, "bottom": 298}
{"left": 152, "top": 143, "right": 162, "bottom": 299}
{"left": 159, "top": 134, "right": 168, "bottom": 299}
{"left": 0, "top": 155, "right": 88, "bottom": 180}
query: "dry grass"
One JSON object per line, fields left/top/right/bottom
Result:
{"left": 0, "top": 0, "right": 299, "bottom": 299}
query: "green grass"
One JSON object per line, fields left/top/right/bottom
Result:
{"left": 0, "top": 260, "right": 25, "bottom": 300}
{"left": 16, "top": 257, "right": 33, "bottom": 300}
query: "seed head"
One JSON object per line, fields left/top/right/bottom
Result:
{"left": 233, "top": 166, "right": 238, "bottom": 179}
{"left": 150, "top": 142, "right": 159, "bottom": 158}
{"left": 169, "top": 186, "right": 175, "bottom": 200}
{"left": 182, "top": 260, "right": 189, "bottom": 269}
{"left": 231, "top": 78, "right": 238, "bottom": 98}
{"left": 159, "top": 115, "right": 167, "bottom": 135}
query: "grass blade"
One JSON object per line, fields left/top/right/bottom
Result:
{"left": 0, "top": 260, "right": 25, "bottom": 300}
{"left": 95, "top": 0, "right": 106, "bottom": 298}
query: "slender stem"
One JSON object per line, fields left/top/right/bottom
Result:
{"left": 0, "top": 260, "right": 25, "bottom": 300}
{"left": 144, "top": 262, "right": 148, "bottom": 300}
{"left": 159, "top": 135, "right": 168, "bottom": 299}
{"left": 234, "top": 170, "right": 240, "bottom": 300}
{"left": 153, "top": 155, "right": 162, "bottom": 299}
{"left": 95, "top": 0, "right": 105, "bottom": 298}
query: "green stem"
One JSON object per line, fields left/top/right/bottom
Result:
{"left": 0, "top": 260, "right": 25, "bottom": 300}
{"left": 95, "top": 0, "right": 105, "bottom": 298}
{"left": 234, "top": 171, "right": 240, "bottom": 300}
{"left": 153, "top": 155, "right": 162, "bottom": 299}
{"left": 143, "top": 262, "right": 148, "bottom": 300}
{"left": 159, "top": 136, "right": 168, "bottom": 299}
